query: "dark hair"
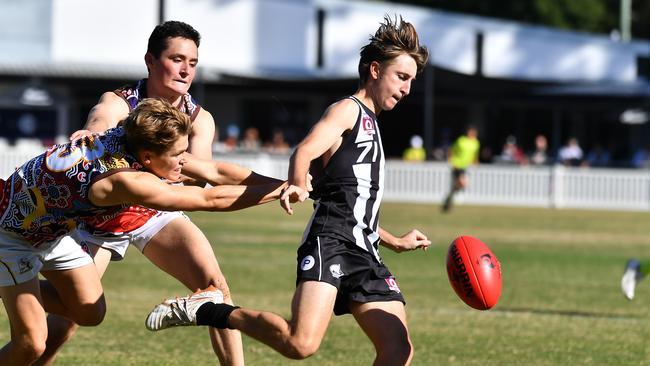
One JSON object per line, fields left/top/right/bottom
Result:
{"left": 147, "top": 21, "right": 201, "bottom": 59}
{"left": 358, "top": 15, "right": 429, "bottom": 85}
{"left": 122, "top": 98, "right": 192, "bottom": 154}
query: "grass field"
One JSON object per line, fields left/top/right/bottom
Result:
{"left": 2, "top": 202, "right": 650, "bottom": 365}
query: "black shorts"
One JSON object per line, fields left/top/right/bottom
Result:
{"left": 452, "top": 168, "right": 466, "bottom": 179}
{"left": 296, "top": 235, "right": 405, "bottom": 315}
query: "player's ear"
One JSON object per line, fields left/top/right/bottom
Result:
{"left": 144, "top": 52, "right": 154, "bottom": 72}
{"left": 138, "top": 150, "right": 154, "bottom": 166}
{"left": 369, "top": 61, "right": 381, "bottom": 80}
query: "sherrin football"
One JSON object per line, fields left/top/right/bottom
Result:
{"left": 446, "top": 235, "right": 502, "bottom": 310}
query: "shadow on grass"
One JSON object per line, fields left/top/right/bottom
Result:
{"left": 493, "top": 306, "right": 643, "bottom": 320}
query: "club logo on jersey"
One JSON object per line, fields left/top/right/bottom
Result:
{"left": 300, "top": 255, "right": 315, "bottom": 271}
{"left": 361, "top": 115, "right": 375, "bottom": 135}
{"left": 329, "top": 264, "right": 344, "bottom": 278}
{"left": 46, "top": 142, "right": 105, "bottom": 172}
{"left": 385, "top": 276, "right": 401, "bottom": 293}
{"left": 18, "top": 257, "right": 33, "bottom": 274}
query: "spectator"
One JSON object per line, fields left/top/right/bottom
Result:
{"left": 632, "top": 144, "right": 650, "bottom": 168}
{"left": 497, "top": 135, "right": 527, "bottom": 165}
{"left": 529, "top": 134, "right": 549, "bottom": 165}
{"left": 558, "top": 137, "right": 584, "bottom": 166}
{"left": 240, "top": 126, "right": 262, "bottom": 152}
{"left": 264, "top": 129, "right": 291, "bottom": 154}
{"left": 585, "top": 143, "right": 611, "bottom": 167}
{"left": 402, "top": 134, "right": 426, "bottom": 162}
{"left": 223, "top": 123, "right": 240, "bottom": 152}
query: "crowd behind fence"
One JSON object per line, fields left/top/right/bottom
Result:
{"left": 1, "top": 151, "right": 648, "bottom": 212}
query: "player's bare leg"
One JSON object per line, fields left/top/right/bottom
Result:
{"left": 351, "top": 300, "right": 413, "bottom": 366}
{"left": 0, "top": 279, "right": 52, "bottom": 365}
{"left": 143, "top": 217, "right": 244, "bottom": 366}
{"left": 35, "top": 246, "right": 111, "bottom": 366}
{"left": 225, "top": 280, "right": 336, "bottom": 359}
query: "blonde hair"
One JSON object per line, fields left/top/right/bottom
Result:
{"left": 358, "top": 15, "right": 429, "bottom": 84}
{"left": 122, "top": 98, "right": 192, "bottom": 154}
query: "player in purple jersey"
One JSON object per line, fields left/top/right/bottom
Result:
{"left": 48, "top": 21, "right": 246, "bottom": 366}
{"left": 0, "top": 98, "right": 291, "bottom": 365}
{"left": 147, "top": 16, "right": 431, "bottom": 365}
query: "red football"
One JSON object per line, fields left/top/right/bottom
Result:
{"left": 446, "top": 235, "right": 502, "bottom": 310}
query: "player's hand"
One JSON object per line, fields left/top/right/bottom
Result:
{"left": 306, "top": 173, "right": 313, "bottom": 192}
{"left": 389, "top": 229, "right": 431, "bottom": 253}
{"left": 69, "top": 129, "right": 93, "bottom": 140}
{"left": 279, "top": 184, "right": 309, "bottom": 215}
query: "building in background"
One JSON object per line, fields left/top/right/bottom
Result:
{"left": 0, "top": 0, "right": 648, "bottom": 165}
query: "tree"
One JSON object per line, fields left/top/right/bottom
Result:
{"left": 383, "top": 0, "right": 648, "bottom": 40}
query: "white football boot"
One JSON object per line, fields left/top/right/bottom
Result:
{"left": 621, "top": 259, "right": 644, "bottom": 300}
{"left": 146, "top": 285, "right": 223, "bottom": 331}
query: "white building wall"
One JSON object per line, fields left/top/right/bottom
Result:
{"left": 0, "top": 0, "right": 52, "bottom": 62}
{"left": 51, "top": 0, "right": 157, "bottom": 67}
{"left": 0, "top": 0, "right": 648, "bottom": 82}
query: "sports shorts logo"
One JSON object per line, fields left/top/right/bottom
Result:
{"left": 300, "top": 255, "right": 315, "bottom": 271}
{"left": 79, "top": 241, "right": 91, "bottom": 255}
{"left": 385, "top": 276, "right": 401, "bottom": 293}
{"left": 18, "top": 258, "right": 33, "bottom": 274}
{"left": 329, "top": 264, "right": 344, "bottom": 278}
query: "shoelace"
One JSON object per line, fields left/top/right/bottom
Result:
{"left": 168, "top": 298, "right": 192, "bottom": 323}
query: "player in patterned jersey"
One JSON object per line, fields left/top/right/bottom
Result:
{"left": 44, "top": 21, "right": 245, "bottom": 366}
{"left": 146, "top": 16, "right": 431, "bottom": 365}
{"left": 0, "top": 98, "right": 290, "bottom": 365}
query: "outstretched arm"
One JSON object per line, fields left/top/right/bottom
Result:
{"left": 378, "top": 226, "right": 431, "bottom": 253}
{"left": 181, "top": 152, "right": 282, "bottom": 186}
{"left": 89, "top": 170, "right": 288, "bottom": 212}
{"left": 70, "top": 92, "right": 130, "bottom": 139}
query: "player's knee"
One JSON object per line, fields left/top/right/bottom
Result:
{"left": 286, "top": 337, "right": 321, "bottom": 359}
{"left": 72, "top": 299, "right": 106, "bottom": 326}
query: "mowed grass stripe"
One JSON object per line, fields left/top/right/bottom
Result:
{"left": 1, "top": 202, "right": 649, "bottom": 365}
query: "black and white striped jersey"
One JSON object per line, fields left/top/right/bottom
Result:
{"left": 304, "top": 96, "right": 385, "bottom": 262}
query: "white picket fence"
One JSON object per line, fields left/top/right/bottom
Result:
{"left": 217, "top": 155, "right": 650, "bottom": 212}
{"left": 385, "top": 161, "right": 650, "bottom": 211}
{"left": 3, "top": 151, "right": 649, "bottom": 211}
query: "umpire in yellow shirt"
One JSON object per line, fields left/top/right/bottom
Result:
{"left": 442, "top": 126, "right": 480, "bottom": 212}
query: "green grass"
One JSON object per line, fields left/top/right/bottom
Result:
{"left": 2, "top": 203, "right": 650, "bottom": 365}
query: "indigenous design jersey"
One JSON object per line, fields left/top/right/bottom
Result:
{"left": 305, "top": 96, "right": 385, "bottom": 262}
{"left": 0, "top": 128, "right": 139, "bottom": 247}
{"left": 86, "top": 79, "right": 202, "bottom": 236}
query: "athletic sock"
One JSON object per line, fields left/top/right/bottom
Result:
{"left": 196, "top": 302, "right": 240, "bottom": 329}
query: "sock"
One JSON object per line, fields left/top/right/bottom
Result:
{"left": 196, "top": 302, "right": 239, "bottom": 329}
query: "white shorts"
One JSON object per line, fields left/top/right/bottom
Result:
{"left": 0, "top": 230, "right": 92, "bottom": 286}
{"left": 74, "top": 211, "right": 187, "bottom": 261}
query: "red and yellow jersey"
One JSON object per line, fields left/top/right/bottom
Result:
{"left": 79, "top": 79, "right": 202, "bottom": 237}
{"left": 0, "top": 128, "right": 140, "bottom": 247}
